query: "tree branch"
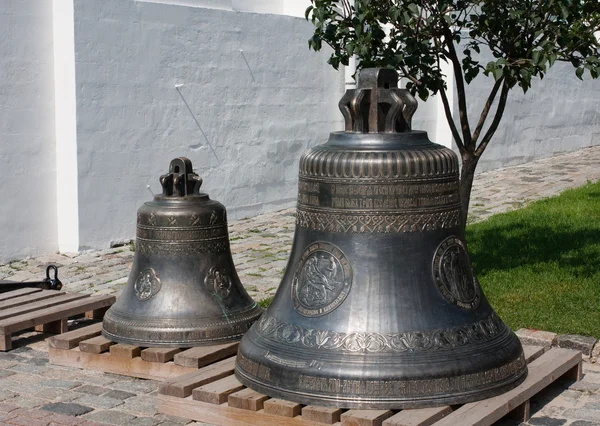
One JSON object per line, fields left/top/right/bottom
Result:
{"left": 443, "top": 27, "right": 473, "bottom": 150}
{"left": 475, "top": 81, "right": 510, "bottom": 157}
{"left": 471, "top": 77, "right": 504, "bottom": 146}
{"left": 439, "top": 87, "right": 465, "bottom": 152}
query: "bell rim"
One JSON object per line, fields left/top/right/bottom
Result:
{"left": 234, "top": 361, "right": 528, "bottom": 409}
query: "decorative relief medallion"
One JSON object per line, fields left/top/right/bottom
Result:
{"left": 255, "top": 312, "right": 507, "bottom": 353}
{"left": 205, "top": 267, "right": 233, "bottom": 299}
{"left": 296, "top": 208, "right": 460, "bottom": 234}
{"left": 292, "top": 242, "right": 352, "bottom": 317}
{"left": 134, "top": 267, "right": 161, "bottom": 301}
{"left": 433, "top": 236, "right": 480, "bottom": 310}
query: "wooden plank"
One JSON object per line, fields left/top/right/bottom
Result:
{"left": 159, "top": 394, "right": 326, "bottom": 426}
{"left": 174, "top": 342, "right": 239, "bottom": 368}
{"left": 141, "top": 347, "right": 182, "bottom": 363}
{"left": 47, "top": 322, "right": 103, "bottom": 349}
{"left": 0, "top": 288, "right": 41, "bottom": 302}
{"left": 0, "top": 334, "right": 12, "bottom": 351}
{"left": 79, "top": 335, "right": 114, "bottom": 354}
{"left": 110, "top": 344, "right": 142, "bottom": 359}
{"left": 159, "top": 356, "right": 237, "bottom": 398}
{"left": 228, "top": 388, "right": 269, "bottom": 411}
{"left": 192, "top": 374, "right": 245, "bottom": 405}
{"left": 0, "top": 289, "right": 64, "bottom": 310}
{"left": 523, "top": 345, "right": 545, "bottom": 363}
{"left": 264, "top": 399, "right": 302, "bottom": 418}
{"left": 35, "top": 318, "right": 68, "bottom": 334}
{"left": 434, "top": 348, "right": 582, "bottom": 426}
{"left": 0, "top": 294, "right": 115, "bottom": 334}
{"left": 342, "top": 410, "right": 394, "bottom": 426}
{"left": 302, "top": 406, "right": 344, "bottom": 424}
{"left": 48, "top": 347, "right": 197, "bottom": 381}
{"left": 383, "top": 406, "right": 452, "bottom": 426}
{"left": 0, "top": 293, "right": 89, "bottom": 321}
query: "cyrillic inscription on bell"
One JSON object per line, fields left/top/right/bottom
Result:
{"left": 235, "top": 69, "right": 527, "bottom": 408}
{"left": 102, "top": 157, "right": 262, "bottom": 347}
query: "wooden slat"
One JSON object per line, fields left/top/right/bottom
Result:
{"left": 342, "top": 410, "right": 395, "bottom": 426}
{"left": 0, "top": 289, "right": 64, "bottom": 310}
{"left": 79, "top": 335, "right": 114, "bottom": 354}
{"left": 0, "top": 294, "right": 115, "bottom": 334}
{"left": 141, "top": 347, "right": 182, "bottom": 363}
{"left": 48, "top": 347, "right": 196, "bottom": 381}
{"left": 264, "top": 399, "right": 302, "bottom": 418}
{"left": 159, "top": 356, "right": 237, "bottom": 398}
{"left": 174, "top": 342, "right": 239, "bottom": 368}
{"left": 383, "top": 406, "right": 452, "bottom": 426}
{"left": 523, "top": 345, "right": 545, "bottom": 363}
{"left": 110, "top": 344, "right": 142, "bottom": 359}
{"left": 0, "top": 293, "right": 89, "bottom": 320}
{"left": 192, "top": 374, "right": 245, "bottom": 405}
{"left": 302, "top": 406, "right": 343, "bottom": 424}
{"left": 47, "top": 322, "right": 103, "bottom": 349}
{"left": 228, "top": 388, "right": 269, "bottom": 412}
{"left": 434, "top": 348, "right": 581, "bottom": 426}
{"left": 0, "top": 288, "right": 42, "bottom": 302}
{"left": 159, "top": 394, "right": 326, "bottom": 426}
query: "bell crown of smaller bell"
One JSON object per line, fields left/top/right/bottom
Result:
{"left": 159, "top": 157, "right": 203, "bottom": 197}
{"left": 339, "top": 68, "right": 418, "bottom": 134}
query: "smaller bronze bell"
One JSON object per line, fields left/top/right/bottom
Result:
{"left": 102, "top": 157, "right": 263, "bottom": 347}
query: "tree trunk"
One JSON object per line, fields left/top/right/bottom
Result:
{"left": 459, "top": 155, "right": 479, "bottom": 235}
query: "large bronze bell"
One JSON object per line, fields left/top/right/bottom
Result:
{"left": 102, "top": 157, "right": 262, "bottom": 347}
{"left": 235, "top": 69, "right": 527, "bottom": 409}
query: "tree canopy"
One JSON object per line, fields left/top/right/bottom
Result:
{"left": 307, "top": 0, "right": 600, "bottom": 226}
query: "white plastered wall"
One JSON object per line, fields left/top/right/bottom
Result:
{"left": 72, "top": 0, "right": 344, "bottom": 249}
{"left": 0, "top": 1, "right": 58, "bottom": 263}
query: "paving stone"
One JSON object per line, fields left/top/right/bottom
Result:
{"left": 119, "top": 395, "right": 157, "bottom": 416}
{"left": 33, "top": 388, "right": 80, "bottom": 403}
{"left": 564, "top": 409, "right": 600, "bottom": 422}
{"left": 110, "top": 380, "right": 158, "bottom": 394}
{"left": 102, "top": 389, "right": 136, "bottom": 400}
{"left": 72, "top": 395, "right": 124, "bottom": 409}
{"left": 39, "top": 379, "right": 83, "bottom": 390}
{"left": 83, "top": 410, "right": 137, "bottom": 425}
{"left": 10, "top": 395, "right": 48, "bottom": 408}
{"left": 570, "top": 421, "right": 600, "bottom": 426}
{"left": 528, "top": 417, "right": 567, "bottom": 426}
{"left": 0, "top": 369, "right": 16, "bottom": 378}
{"left": 516, "top": 329, "right": 557, "bottom": 348}
{"left": 0, "top": 390, "right": 18, "bottom": 401}
{"left": 0, "top": 402, "right": 19, "bottom": 412}
{"left": 557, "top": 334, "right": 598, "bottom": 356}
{"left": 41, "top": 402, "right": 94, "bottom": 416}
{"left": 130, "top": 417, "right": 160, "bottom": 426}
{"left": 151, "top": 414, "right": 191, "bottom": 425}
{"left": 570, "top": 381, "right": 600, "bottom": 393}
{"left": 73, "top": 385, "right": 108, "bottom": 396}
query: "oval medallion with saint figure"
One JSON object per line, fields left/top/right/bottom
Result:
{"left": 292, "top": 242, "right": 353, "bottom": 317}
{"left": 432, "top": 236, "right": 480, "bottom": 310}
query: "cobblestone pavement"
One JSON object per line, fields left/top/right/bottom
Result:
{"left": 0, "top": 145, "right": 598, "bottom": 425}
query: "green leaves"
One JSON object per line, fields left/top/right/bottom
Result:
{"left": 306, "top": 0, "right": 600, "bottom": 99}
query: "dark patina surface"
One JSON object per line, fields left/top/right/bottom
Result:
{"left": 102, "top": 157, "right": 262, "bottom": 347}
{"left": 235, "top": 68, "right": 526, "bottom": 408}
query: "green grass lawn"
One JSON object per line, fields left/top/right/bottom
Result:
{"left": 467, "top": 180, "right": 600, "bottom": 337}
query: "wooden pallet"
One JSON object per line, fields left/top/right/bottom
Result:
{"left": 157, "top": 345, "right": 582, "bottom": 426}
{"left": 0, "top": 288, "right": 115, "bottom": 351}
{"left": 48, "top": 323, "right": 240, "bottom": 381}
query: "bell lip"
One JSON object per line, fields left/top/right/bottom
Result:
{"left": 101, "top": 304, "right": 263, "bottom": 348}
{"left": 101, "top": 328, "right": 246, "bottom": 348}
{"left": 234, "top": 363, "right": 528, "bottom": 410}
